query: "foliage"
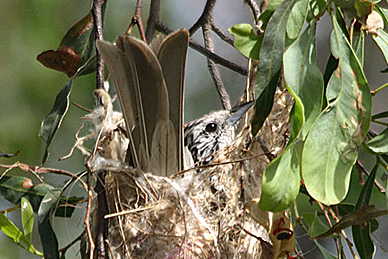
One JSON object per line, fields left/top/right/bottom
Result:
{"left": 1, "top": 0, "right": 388, "bottom": 258}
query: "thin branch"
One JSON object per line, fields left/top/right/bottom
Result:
{"left": 203, "top": 23, "right": 231, "bottom": 109}
{"left": 211, "top": 22, "right": 234, "bottom": 46}
{"left": 155, "top": 21, "right": 248, "bottom": 76}
{"left": 92, "top": 0, "right": 105, "bottom": 90}
{"left": 189, "top": 0, "right": 216, "bottom": 35}
{"left": 356, "top": 160, "right": 386, "bottom": 193}
{"left": 126, "top": 0, "right": 147, "bottom": 42}
{"left": 145, "top": 0, "right": 161, "bottom": 43}
{"left": 245, "top": 0, "right": 260, "bottom": 22}
{"left": 95, "top": 171, "right": 108, "bottom": 259}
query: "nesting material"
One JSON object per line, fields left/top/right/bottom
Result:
{"left": 83, "top": 88, "right": 293, "bottom": 259}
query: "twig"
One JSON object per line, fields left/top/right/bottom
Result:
{"left": 92, "top": 0, "right": 105, "bottom": 90}
{"left": 154, "top": 21, "right": 248, "bottom": 76}
{"left": 244, "top": 0, "right": 260, "bottom": 22}
{"left": 95, "top": 172, "right": 108, "bottom": 258}
{"left": 203, "top": 23, "right": 231, "bottom": 109}
{"left": 126, "top": 0, "right": 147, "bottom": 42}
{"left": 356, "top": 160, "right": 386, "bottom": 193}
{"left": 145, "top": 0, "right": 161, "bottom": 43}
{"left": 211, "top": 22, "right": 234, "bottom": 46}
{"left": 189, "top": 0, "right": 216, "bottom": 35}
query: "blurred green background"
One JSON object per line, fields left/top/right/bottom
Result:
{"left": 1, "top": 1, "right": 387, "bottom": 258}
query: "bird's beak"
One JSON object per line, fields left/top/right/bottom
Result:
{"left": 226, "top": 101, "right": 254, "bottom": 125}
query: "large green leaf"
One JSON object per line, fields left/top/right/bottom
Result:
{"left": 252, "top": 0, "right": 297, "bottom": 135}
{"left": 228, "top": 24, "right": 262, "bottom": 60}
{"left": 372, "top": 29, "right": 388, "bottom": 66}
{"left": 38, "top": 80, "right": 72, "bottom": 164}
{"left": 284, "top": 21, "right": 324, "bottom": 140}
{"left": 301, "top": 13, "right": 372, "bottom": 205}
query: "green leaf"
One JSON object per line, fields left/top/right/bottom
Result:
{"left": 252, "top": 0, "right": 297, "bottom": 135}
{"left": 39, "top": 80, "right": 72, "bottom": 164}
{"left": 352, "top": 223, "right": 375, "bottom": 259}
{"left": 306, "top": 0, "right": 327, "bottom": 23}
{"left": 351, "top": 163, "right": 378, "bottom": 259}
{"left": 303, "top": 212, "right": 331, "bottom": 238}
{"left": 372, "top": 111, "right": 388, "bottom": 120}
{"left": 367, "top": 128, "right": 388, "bottom": 154}
{"left": 353, "top": 31, "right": 365, "bottom": 68}
{"left": 228, "top": 24, "right": 262, "bottom": 60}
{"left": 375, "top": 6, "right": 388, "bottom": 26}
{"left": 301, "top": 13, "right": 372, "bottom": 205}
{"left": 38, "top": 191, "right": 60, "bottom": 259}
{"left": 0, "top": 212, "right": 42, "bottom": 255}
{"left": 0, "top": 175, "right": 80, "bottom": 217}
{"left": 257, "top": 0, "right": 284, "bottom": 30}
{"left": 21, "top": 197, "right": 34, "bottom": 242}
{"left": 286, "top": 0, "right": 309, "bottom": 41}
{"left": 259, "top": 141, "right": 301, "bottom": 212}
{"left": 372, "top": 29, "right": 388, "bottom": 66}
{"left": 314, "top": 205, "right": 387, "bottom": 238}
{"left": 314, "top": 240, "right": 338, "bottom": 259}
{"left": 284, "top": 21, "right": 324, "bottom": 140}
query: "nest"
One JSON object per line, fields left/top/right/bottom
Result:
{"left": 83, "top": 87, "right": 293, "bottom": 259}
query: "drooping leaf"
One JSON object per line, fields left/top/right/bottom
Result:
{"left": 0, "top": 212, "right": 42, "bottom": 255}
{"left": 372, "top": 29, "right": 388, "bottom": 65}
{"left": 301, "top": 13, "right": 372, "bottom": 205}
{"left": 284, "top": 21, "right": 324, "bottom": 140}
{"left": 252, "top": 0, "right": 297, "bottom": 135}
{"left": 353, "top": 30, "right": 365, "bottom": 68}
{"left": 37, "top": 13, "right": 95, "bottom": 77}
{"left": 259, "top": 141, "right": 301, "bottom": 212}
{"left": 38, "top": 191, "right": 60, "bottom": 259}
{"left": 286, "top": 0, "right": 309, "bottom": 41}
{"left": 351, "top": 163, "right": 378, "bottom": 259}
{"left": 21, "top": 197, "right": 34, "bottom": 242}
{"left": 314, "top": 205, "right": 387, "bottom": 239}
{"left": 228, "top": 24, "right": 262, "bottom": 60}
{"left": 38, "top": 80, "right": 72, "bottom": 164}
{"left": 367, "top": 127, "right": 388, "bottom": 154}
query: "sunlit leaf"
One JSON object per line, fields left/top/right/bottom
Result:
{"left": 284, "top": 21, "right": 324, "bottom": 140}
{"left": 301, "top": 13, "right": 372, "bottom": 205}
{"left": 228, "top": 24, "right": 262, "bottom": 60}
{"left": 252, "top": 0, "right": 297, "bottom": 135}
{"left": 38, "top": 80, "right": 72, "bottom": 164}
{"left": 0, "top": 212, "right": 42, "bottom": 255}
{"left": 21, "top": 197, "right": 34, "bottom": 242}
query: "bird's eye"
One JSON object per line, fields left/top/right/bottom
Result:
{"left": 205, "top": 123, "right": 218, "bottom": 133}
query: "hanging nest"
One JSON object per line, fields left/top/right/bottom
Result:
{"left": 81, "top": 87, "right": 293, "bottom": 259}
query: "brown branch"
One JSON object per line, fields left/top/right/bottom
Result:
{"left": 245, "top": 0, "right": 260, "bottom": 22}
{"left": 356, "top": 160, "right": 386, "bottom": 193}
{"left": 155, "top": 21, "right": 248, "bottom": 76}
{"left": 145, "top": 0, "right": 161, "bottom": 43}
{"left": 92, "top": 0, "right": 105, "bottom": 90}
{"left": 189, "top": 0, "right": 216, "bottom": 35}
{"left": 134, "top": 0, "right": 147, "bottom": 42}
{"left": 203, "top": 23, "right": 231, "bottom": 109}
{"left": 211, "top": 22, "right": 234, "bottom": 46}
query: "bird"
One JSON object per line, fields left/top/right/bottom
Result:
{"left": 96, "top": 29, "right": 253, "bottom": 175}
{"left": 184, "top": 102, "right": 253, "bottom": 167}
